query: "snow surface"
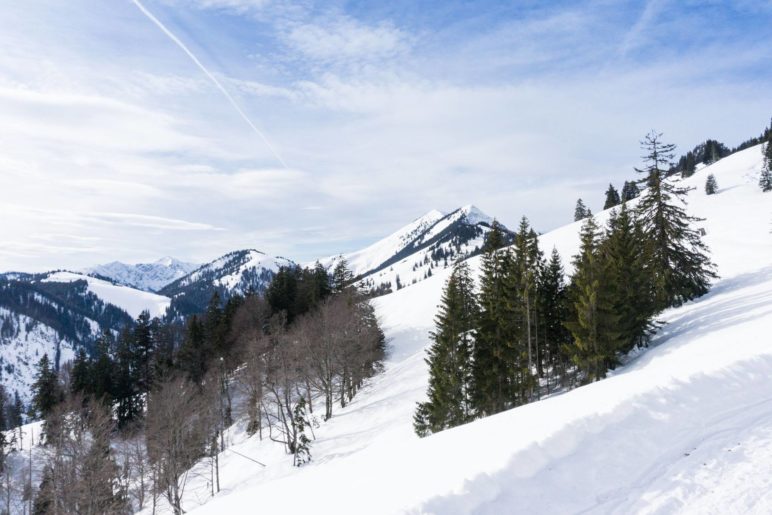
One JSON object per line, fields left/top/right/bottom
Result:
{"left": 41, "top": 271, "right": 171, "bottom": 319}
{"left": 0, "top": 307, "right": 76, "bottom": 403}
{"left": 85, "top": 256, "right": 199, "bottom": 292}
{"left": 322, "top": 209, "right": 446, "bottom": 277}
{"left": 174, "top": 144, "right": 772, "bottom": 515}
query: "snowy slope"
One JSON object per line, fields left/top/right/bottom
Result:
{"left": 321, "top": 205, "right": 510, "bottom": 294}
{"left": 0, "top": 307, "right": 77, "bottom": 403}
{"left": 85, "top": 257, "right": 199, "bottom": 292}
{"left": 41, "top": 271, "right": 171, "bottom": 319}
{"left": 176, "top": 143, "right": 772, "bottom": 514}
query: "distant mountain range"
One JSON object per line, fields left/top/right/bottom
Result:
{"left": 84, "top": 257, "right": 199, "bottom": 292}
{"left": 0, "top": 205, "right": 504, "bottom": 399}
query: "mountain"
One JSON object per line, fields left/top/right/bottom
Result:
{"left": 85, "top": 256, "right": 199, "bottom": 292}
{"left": 160, "top": 249, "right": 294, "bottom": 316}
{"left": 173, "top": 143, "right": 772, "bottom": 514}
{"left": 321, "top": 204, "right": 512, "bottom": 295}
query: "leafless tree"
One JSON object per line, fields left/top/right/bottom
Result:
{"left": 145, "top": 376, "right": 207, "bottom": 515}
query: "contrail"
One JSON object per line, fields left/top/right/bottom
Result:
{"left": 129, "top": 0, "right": 289, "bottom": 169}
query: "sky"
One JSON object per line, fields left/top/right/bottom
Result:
{"left": 0, "top": 0, "right": 770, "bottom": 272}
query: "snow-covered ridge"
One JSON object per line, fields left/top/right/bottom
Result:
{"left": 183, "top": 144, "right": 772, "bottom": 514}
{"left": 85, "top": 256, "right": 199, "bottom": 292}
{"left": 320, "top": 204, "right": 507, "bottom": 294}
{"left": 41, "top": 271, "right": 171, "bottom": 319}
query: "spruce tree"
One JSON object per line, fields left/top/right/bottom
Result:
{"left": 601, "top": 203, "right": 656, "bottom": 354}
{"left": 635, "top": 131, "right": 717, "bottom": 310}
{"left": 603, "top": 184, "right": 621, "bottom": 210}
{"left": 472, "top": 229, "right": 516, "bottom": 416}
{"left": 705, "top": 174, "right": 718, "bottom": 195}
{"left": 564, "top": 217, "right": 622, "bottom": 382}
{"left": 761, "top": 140, "right": 772, "bottom": 192}
{"left": 414, "top": 261, "right": 478, "bottom": 436}
{"left": 574, "top": 199, "right": 589, "bottom": 222}
{"left": 70, "top": 347, "right": 91, "bottom": 396}
{"left": 331, "top": 258, "right": 354, "bottom": 294}
{"left": 482, "top": 220, "right": 507, "bottom": 253}
{"left": 537, "top": 248, "right": 571, "bottom": 381}
{"left": 621, "top": 181, "right": 640, "bottom": 201}
{"left": 31, "top": 354, "right": 62, "bottom": 420}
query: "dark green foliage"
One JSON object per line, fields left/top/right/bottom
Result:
{"left": 537, "top": 248, "right": 572, "bottom": 379}
{"left": 177, "top": 314, "right": 207, "bottom": 383}
{"left": 760, "top": 168, "right": 772, "bottom": 192}
{"left": 705, "top": 174, "right": 718, "bottom": 195}
{"left": 635, "top": 131, "right": 717, "bottom": 310}
{"left": 31, "top": 354, "right": 62, "bottom": 420}
{"left": 574, "top": 198, "right": 589, "bottom": 221}
{"left": 621, "top": 181, "right": 640, "bottom": 201}
{"left": 603, "top": 184, "right": 621, "bottom": 210}
{"left": 267, "top": 264, "right": 332, "bottom": 322}
{"left": 564, "top": 217, "right": 623, "bottom": 382}
{"left": 472, "top": 233, "right": 515, "bottom": 416}
{"left": 601, "top": 204, "right": 656, "bottom": 353}
{"left": 481, "top": 219, "right": 507, "bottom": 253}
{"left": 414, "top": 261, "right": 478, "bottom": 436}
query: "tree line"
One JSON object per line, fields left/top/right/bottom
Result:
{"left": 415, "top": 132, "right": 717, "bottom": 436}
{"left": 15, "top": 260, "right": 384, "bottom": 514}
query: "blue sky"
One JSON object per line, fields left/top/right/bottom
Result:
{"left": 1, "top": 0, "right": 770, "bottom": 271}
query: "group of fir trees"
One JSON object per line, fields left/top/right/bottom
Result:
{"left": 416, "top": 131, "right": 716, "bottom": 437}
{"left": 415, "top": 219, "right": 573, "bottom": 435}
{"left": 574, "top": 199, "right": 592, "bottom": 221}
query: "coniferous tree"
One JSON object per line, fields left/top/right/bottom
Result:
{"left": 621, "top": 181, "right": 640, "bottom": 201}
{"left": 705, "top": 174, "right": 718, "bottom": 195}
{"left": 90, "top": 334, "right": 115, "bottom": 403}
{"left": 564, "top": 217, "right": 622, "bottom": 382}
{"left": 69, "top": 347, "right": 91, "bottom": 396}
{"left": 507, "top": 217, "right": 542, "bottom": 381}
{"left": 601, "top": 203, "right": 656, "bottom": 353}
{"left": 574, "top": 199, "right": 589, "bottom": 222}
{"left": 177, "top": 315, "right": 207, "bottom": 383}
{"left": 472, "top": 228, "right": 516, "bottom": 416}
{"left": 292, "top": 398, "right": 312, "bottom": 466}
{"left": 133, "top": 310, "right": 154, "bottom": 394}
{"left": 537, "top": 248, "right": 571, "bottom": 382}
{"left": 635, "top": 131, "right": 717, "bottom": 310}
{"left": 331, "top": 258, "right": 354, "bottom": 294}
{"left": 603, "top": 184, "right": 621, "bottom": 210}
{"left": 761, "top": 140, "right": 772, "bottom": 192}
{"left": 414, "top": 261, "right": 478, "bottom": 436}
{"left": 481, "top": 220, "right": 506, "bottom": 253}
{"left": 31, "top": 354, "right": 62, "bottom": 420}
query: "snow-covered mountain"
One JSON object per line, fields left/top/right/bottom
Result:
{"left": 321, "top": 204, "right": 512, "bottom": 295}
{"left": 85, "top": 256, "right": 199, "bottom": 292}
{"left": 163, "top": 143, "right": 772, "bottom": 514}
{"left": 160, "top": 249, "right": 295, "bottom": 316}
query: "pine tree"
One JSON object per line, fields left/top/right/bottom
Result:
{"left": 133, "top": 310, "right": 154, "bottom": 394}
{"left": 603, "top": 184, "right": 621, "bottom": 210}
{"left": 760, "top": 168, "right": 772, "bottom": 192}
{"left": 90, "top": 334, "right": 115, "bottom": 403}
{"left": 601, "top": 203, "right": 656, "bottom": 354}
{"left": 70, "top": 347, "right": 91, "bottom": 396}
{"left": 472, "top": 229, "right": 516, "bottom": 416}
{"left": 621, "top": 181, "right": 640, "bottom": 201}
{"left": 481, "top": 220, "right": 507, "bottom": 253}
{"left": 414, "top": 261, "right": 478, "bottom": 436}
{"left": 537, "top": 248, "right": 571, "bottom": 381}
{"left": 31, "top": 354, "right": 61, "bottom": 420}
{"left": 705, "top": 174, "right": 718, "bottom": 195}
{"left": 635, "top": 131, "right": 717, "bottom": 310}
{"left": 177, "top": 315, "right": 207, "bottom": 383}
{"left": 761, "top": 140, "right": 772, "bottom": 192}
{"left": 331, "top": 258, "right": 354, "bottom": 294}
{"left": 507, "top": 217, "right": 542, "bottom": 382}
{"left": 574, "top": 199, "right": 589, "bottom": 222}
{"left": 564, "top": 217, "right": 622, "bottom": 382}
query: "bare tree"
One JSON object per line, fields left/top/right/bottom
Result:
{"left": 145, "top": 376, "right": 207, "bottom": 515}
